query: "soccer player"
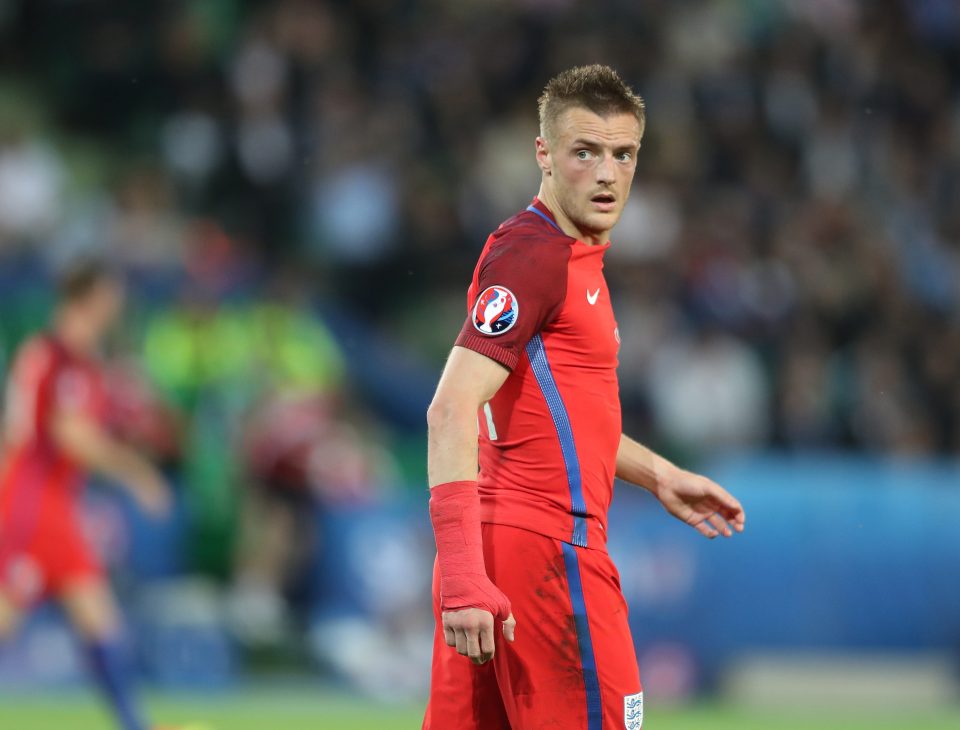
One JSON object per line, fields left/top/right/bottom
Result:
{"left": 0, "top": 262, "right": 178, "bottom": 730}
{"left": 423, "top": 65, "right": 746, "bottom": 729}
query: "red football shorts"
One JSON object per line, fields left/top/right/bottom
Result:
{"left": 0, "top": 493, "right": 103, "bottom": 607}
{"left": 423, "top": 523, "right": 643, "bottom": 730}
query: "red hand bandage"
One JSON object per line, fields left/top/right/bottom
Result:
{"left": 429, "top": 480, "right": 512, "bottom": 619}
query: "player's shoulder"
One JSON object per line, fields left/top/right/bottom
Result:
{"left": 13, "top": 334, "right": 93, "bottom": 385}
{"left": 481, "top": 207, "right": 572, "bottom": 270}
{"left": 13, "top": 333, "right": 58, "bottom": 372}
{"left": 493, "top": 205, "right": 572, "bottom": 246}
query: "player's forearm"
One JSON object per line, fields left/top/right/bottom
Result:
{"left": 53, "top": 416, "right": 159, "bottom": 493}
{"left": 426, "top": 399, "right": 512, "bottom": 621}
{"left": 426, "top": 398, "right": 480, "bottom": 487}
{"left": 615, "top": 433, "right": 677, "bottom": 497}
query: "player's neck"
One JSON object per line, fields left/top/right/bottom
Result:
{"left": 535, "top": 186, "right": 610, "bottom": 246}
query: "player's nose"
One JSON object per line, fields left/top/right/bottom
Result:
{"left": 596, "top": 155, "right": 615, "bottom": 183}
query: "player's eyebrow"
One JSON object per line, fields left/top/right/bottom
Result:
{"left": 571, "top": 138, "right": 640, "bottom": 153}
{"left": 571, "top": 138, "right": 602, "bottom": 149}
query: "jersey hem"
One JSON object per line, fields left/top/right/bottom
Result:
{"left": 479, "top": 496, "right": 609, "bottom": 553}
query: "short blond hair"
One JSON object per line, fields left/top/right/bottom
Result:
{"left": 538, "top": 64, "right": 645, "bottom": 141}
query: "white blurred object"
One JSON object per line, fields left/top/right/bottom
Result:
{"left": 238, "top": 113, "right": 294, "bottom": 184}
{"left": 310, "top": 616, "right": 432, "bottom": 701}
{"left": 612, "top": 185, "right": 681, "bottom": 260}
{"left": 225, "top": 578, "right": 290, "bottom": 647}
{"left": 310, "top": 162, "right": 399, "bottom": 262}
{"left": 162, "top": 111, "right": 223, "bottom": 182}
{"left": 648, "top": 333, "right": 769, "bottom": 451}
{"left": 0, "top": 139, "right": 64, "bottom": 239}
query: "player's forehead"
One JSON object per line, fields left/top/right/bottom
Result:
{"left": 87, "top": 277, "right": 125, "bottom": 304}
{"left": 552, "top": 107, "right": 641, "bottom": 148}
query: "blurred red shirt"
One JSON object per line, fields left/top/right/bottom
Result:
{"left": 0, "top": 333, "right": 106, "bottom": 518}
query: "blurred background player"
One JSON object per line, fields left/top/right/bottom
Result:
{"left": 0, "top": 261, "right": 178, "bottom": 730}
{"left": 424, "top": 66, "right": 745, "bottom": 729}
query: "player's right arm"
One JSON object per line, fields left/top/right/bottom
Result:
{"left": 427, "top": 345, "right": 515, "bottom": 666}
{"left": 429, "top": 222, "right": 569, "bottom": 665}
{"left": 427, "top": 346, "right": 509, "bottom": 485}
{"left": 51, "top": 411, "right": 171, "bottom": 518}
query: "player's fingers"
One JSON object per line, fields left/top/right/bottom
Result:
{"left": 443, "top": 624, "right": 456, "bottom": 647}
{"left": 465, "top": 626, "right": 483, "bottom": 664}
{"left": 478, "top": 620, "right": 496, "bottom": 663}
{"left": 454, "top": 628, "right": 468, "bottom": 656}
{"left": 710, "top": 484, "right": 745, "bottom": 529}
{"left": 693, "top": 518, "right": 719, "bottom": 539}
{"left": 706, "top": 512, "right": 732, "bottom": 537}
{"left": 502, "top": 613, "right": 516, "bottom": 642}
{"left": 729, "top": 502, "right": 746, "bottom": 530}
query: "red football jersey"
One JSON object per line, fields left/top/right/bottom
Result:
{"left": 455, "top": 198, "right": 621, "bottom": 551}
{"left": 0, "top": 333, "right": 106, "bottom": 510}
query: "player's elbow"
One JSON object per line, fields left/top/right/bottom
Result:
{"left": 426, "top": 393, "right": 471, "bottom": 434}
{"left": 425, "top": 397, "right": 448, "bottom": 432}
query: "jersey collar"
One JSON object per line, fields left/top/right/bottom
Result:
{"left": 527, "top": 197, "right": 563, "bottom": 233}
{"left": 527, "top": 197, "right": 612, "bottom": 251}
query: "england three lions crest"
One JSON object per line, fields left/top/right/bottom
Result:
{"left": 472, "top": 285, "right": 518, "bottom": 336}
{"left": 624, "top": 691, "right": 643, "bottom": 729}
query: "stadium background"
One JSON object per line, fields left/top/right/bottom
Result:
{"left": 1, "top": 0, "right": 959, "bottom": 728}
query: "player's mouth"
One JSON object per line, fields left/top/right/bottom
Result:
{"left": 590, "top": 192, "right": 617, "bottom": 212}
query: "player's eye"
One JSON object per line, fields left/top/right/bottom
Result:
{"left": 576, "top": 149, "right": 592, "bottom": 160}
{"left": 616, "top": 152, "right": 633, "bottom": 162}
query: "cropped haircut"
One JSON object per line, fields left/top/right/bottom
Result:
{"left": 538, "top": 64, "right": 645, "bottom": 142}
{"left": 57, "top": 259, "right": 118, "bottom": 304}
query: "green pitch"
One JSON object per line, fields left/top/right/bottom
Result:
{"left": 0, "top": 690, "right": 958, "bottom": 730}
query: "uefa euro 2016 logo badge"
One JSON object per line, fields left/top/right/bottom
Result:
{"left": 473, "top": 285, "right": 518, "bottom": 336}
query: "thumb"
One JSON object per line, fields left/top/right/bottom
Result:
{"left": 494, "top": 587, "right": 512, "bottom": 622}
{"left": 502, "top": 613, "right": 516, "bottom": 642}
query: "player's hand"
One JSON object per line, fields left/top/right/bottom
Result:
{"left": 132, "top": 469, "right": 173, "bottom": 519}
{"left": 654, "top": 467, "right": 744, "bottom": 539}
{"left": 442, "top": 608, "right": 516, "bottom": 665}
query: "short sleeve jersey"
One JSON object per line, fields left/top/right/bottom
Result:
{"left": 0, "top": 334, "right": 106, "bottom": 506}
{"left": 455, "top": 198, "right": 622, "bottom": 550}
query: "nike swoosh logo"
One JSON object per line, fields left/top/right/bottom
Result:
{"left": 587, "top": 288, "right": 600, "bottom": 305}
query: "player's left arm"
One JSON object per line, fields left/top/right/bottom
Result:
{"left": 615, "top": 433, "right": 745, "bottom": 538}
{"left": 51, "top": 410, "right": 172, "bottom": 518}
{"left": 47, "top": 366, "right": 171, "bottom": 518}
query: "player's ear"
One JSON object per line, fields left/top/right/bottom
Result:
{"left": 535, "top": 136, "right": 551, "bottom": 176}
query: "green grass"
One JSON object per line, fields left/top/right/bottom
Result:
{"left": 0, "top": 690, "right": 958, "bottom": 729}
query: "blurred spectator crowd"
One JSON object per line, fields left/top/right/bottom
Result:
{"left": 2, "top": 0, "right": 960, "bottom": 468}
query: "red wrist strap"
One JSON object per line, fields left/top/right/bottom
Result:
{"left": 429, "top": 480, "right": 511, "bottom": 619}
